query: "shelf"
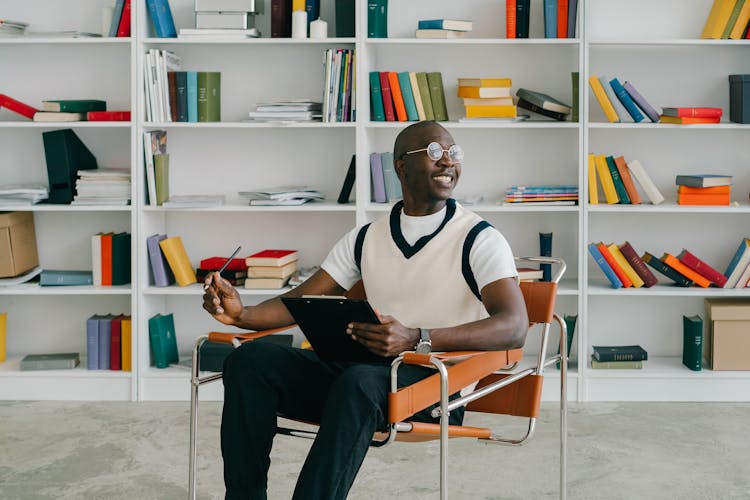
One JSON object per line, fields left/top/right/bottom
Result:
{"left": 0, "top": 121, "right": 132, "bottom": 128}
{"left": 0, "top": 284, "right": 132, "bottom": 296}
{"left": 587, "top": 282, "right": 750, "bottom": 297}
{"left": 367, "top": 38, "right": 581, "bottom": 46}
{"left": 143, "top": 37, "right": 356, "bottom": 45}
{"left": 589, "top": 39, "right": 750, "bottom": 46}
{"left": 588, "top": 122, "right": 750, "bottom": 130}
{"left": 142, "top": 202, "right": 355, "bottom": 212}
{"left": 365, "top": 120, "right": 579, "bottom": 130}
{"left": 0, "top": 37, "right": 131, "bottom": 45}
{"left": 143, "top": 284, "right": 292, "bottom": 296}
{"left": 586, "top": 356, "right": 750, "bottom": 378}
{"left": 587, "top": 203, "right": 750, "bottom": 214}
{"left": 366, "top": 202, "right": 580, "bottom": 213}
{"left": 142, "top": 121, "right": 356, "bottom": 129}
{"left": 0, "top": 205, "right": 132, "bottom": 212}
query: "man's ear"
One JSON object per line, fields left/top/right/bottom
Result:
{"left": 394, "top": 158, "right": 406, "bottom": 179}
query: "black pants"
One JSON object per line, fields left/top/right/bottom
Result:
{"left": 221, "top": 341, "right": 465, "bottom": 500}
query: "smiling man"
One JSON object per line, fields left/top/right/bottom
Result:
{"left": 203, "top": 120, "right": 528, "bottom": 500}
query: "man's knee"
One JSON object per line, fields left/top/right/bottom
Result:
{"left": 222, "top": 341, "right": 279, "bottom": 384}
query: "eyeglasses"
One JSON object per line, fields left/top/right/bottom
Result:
{"left": 402, "top": 142, "right": 464, "bottom": 163}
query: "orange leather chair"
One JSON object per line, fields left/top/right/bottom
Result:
{"left": 189, "top": 256, "right": 568, "bottom": 500}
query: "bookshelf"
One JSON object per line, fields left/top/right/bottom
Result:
{"left": 0, "top": 0, "right": 747, "bottom": 403}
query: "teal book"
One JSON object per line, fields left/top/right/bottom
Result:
{"left": 604, "top": 156, "right": 630, "bottom": 204}
{"left": 367, "top": 0, "right": 388, "bottom": 38}
{"left": 20, "top": 352, "right": 80, "bottom": 371}
{"left": 592, "top": 345, "right": 648, "bottom": 362}
{"left": 148, "top": 313, "right": 178, "bottom": 368}
{"left": 369, "top": 71, "right": 385, "bottom": 121}
{"left": 397, "top": 72, "right": 418, "bottom": 121}
{"left": 186, "top": 71, "right": 198, "bottom": 122}
{"left": 557, "top": 314, "right": 577, "bottom": 369}
{"left": 380, "top": 152, "right": 402, "bottom": 201}
{"left": 41, "top": 99, "right": 106, "bottom": 113}
{"left": 40, "top": 270, "right": 93, "bottom": 286}
{"left": 682, "top": 314, "right": 703, "bottom": 371}
{"left": 539, "top": 232, "right": 552, "bottom": 281}
{"left": 609, "top": 78, "right": 644, "bottom": 122}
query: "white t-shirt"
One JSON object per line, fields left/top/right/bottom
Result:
{"left": 321, "top": 205, "right": 518, "bottom": 294}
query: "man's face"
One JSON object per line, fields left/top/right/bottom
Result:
{"left": 397, "top": 126, "right": 462, "bottom": 204}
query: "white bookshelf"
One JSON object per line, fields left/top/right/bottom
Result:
{"left": 0, "top": 0, "right": 748, "bottom": 403}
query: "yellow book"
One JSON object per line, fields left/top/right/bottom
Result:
{"left": 0, "top": 312, "right": 6, "bottom": 362}
{"left": 461, "top": 97, "right": 515, "bottom": 106}
{"left": 408, "top": 72, "right": 427, "bottom": 121}
{"left": 588, "top": 154, "right": 599, "bottom": 204}
{"left": 729, "top": 0, "right": 750, "bottom": 38}
{"left": 607, "top": 244, "right": 645, "bottom": 288}
{"left": 159, "top": 236, "right": 198, "bottom": 286}
{"left": 464, "top": 104, "right": 517, "bottom": 118}
{"left": 588, "top": 76, "right": 620, "bottom": 123}
{"left": 457, "top": 86, "right": 512, "bottom": 98}
{"left": 594, "top": 155, "right": 619, "bottom": 204}
{"left": 702, "top": 0, "right": 738, "bottom": 39}
{"left": 121, "top": 315, "right": 132, "bottom": 372}
{"left": 457, "top": 77, "right": 513, "bottom": 87}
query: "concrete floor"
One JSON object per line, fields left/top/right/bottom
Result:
{"left": 1, "top": 401, "right": 749, "bottom": 500}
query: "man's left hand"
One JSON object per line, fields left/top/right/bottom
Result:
{"left": 347, "top": 315, "right": 419, "bottom": 357}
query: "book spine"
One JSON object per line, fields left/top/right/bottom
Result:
{"left": 159, "top": 236, "right": 198, "bottom": 286}
{"left": 98, "top": 318, "right": 111, "bottom": 370}
{"left": 597, "top": 242, "right": 632, "bottom": 287}
{"left": 722, "top": 0, "right": 746, "bottom": 38}
{"left": 587, "top": 76, "right": 619, "bottom": 123}
{"left": 587, "top": 154, "right": 599, "bottom": 204}
{"left": 588, "top": 243, "right": 623, "bottom": 288}
{"left": 609, "top": 78, "right": 644, "bottom": 122}
{"left": 427, "top": 72, "right": 448, "bottom": 121}
{"left": 337, "top": 154, "right": 356, "bottom": 204}
{"left": 619, "top": 241, "right": 658, "bottom": 287}
{"left": 380, "top": 152, "right": 401, "bottom": 201}
{"left": 271, "top": 0, "right": 292, "bottom": 37}
{"left": 622, "top": 81, "right": 660, "bottom": 122}
{"left": 368, "top": 71, "right": 385, "bottom": 121}
{"left": 598, "top": 76, "right": 627, "bottom": 122}
{"left": 116, "top": 0, "right": 131, "bottom": 37}
{"left": 607, "top": 243, "right": 644, "bottom": 287}
{"left": 367, "top": 0, "right": 388, "bottom": 38}
{"left": 539, "top": 232, "right": 552, "bottom": 281}
{"left": 175, "top": 71, "right": 187, "bottom": 122}
{"left": 702, "top": 0, "right": 735, "bottom": 38}
{"left": 662, "top": 253, "right": 711, "bottom": 288}
{"left": 613, "top": 156, "right": 641, "bottom": 204}
{"left": 594, "top": 155, "right": 619, "bottom": 204}
{"left": 0, "top": 94, "right": 39, "bottom": 119}
{"left": 627, "top": 160, "right": 665, "bottom": 205}
{"left": 109, "top": 0, "right": 126, "bottom": 37}
{"left": 101, "top": 233, "right": 113, "bottom": 286}
{"left": 567, "top": 0, "right": 578, "bottom": 38}
{"left": 543, "top": 0, "right": 557, "bottom": 38}
{"left": 146, "top": 0, "right": 177, "bottom": 38}
{"left": 506, "top": 0, "right": 517, "bottom": 39}
{"left": 111, "top": 232, "right": 131, "bottom": 286}
{"left": 594, "top": 350, "right": 647, "bottom": 362}
{"left": 517, "top": 99, "right": 564, "bottom": 120}
{"left": 370, "top": 152, "right": 387, "bottom": 203}
{"left": 729, "top": 0, "right": 750, "bottom": 38}
{"left": 397, "top": 72, "right": 419, "bottom": 121}
{"left": 87, "top": 111, "right": 131, "bottom": 121}
{"left": 415, "top": 72, "right": 435, "bottom": 121}
{"left": 305, "top": 0, "right": 320, "bottom": 32}
{"left": 334, "top": 0, "right": 355, "bottom": 37}
{"left": 186, "top": 71, "right": 198, "bottom": 122}
{"left": 678, "top": 250, "right": 728, "bottom": 287}
{"left": 154, "top": 154, "right": 170, "bottom": 205}
{"left": 605, "top": 155, "right": 630, "bottom": 203}
{"left": 642, "top": 251, "right": 691, "bottom": 287}
{"left": 110, "top": 318, "right": 122, "bottom": 371}
{"left": 197, "top": 72, "right": 221, "bottom": 122}
{"left": 387, "top": 72, "right": 407, "bottom": 121}
{"left": 121, "top": 317, "right": 132, "bottom": 371}
{"left": 571, "top": 71, "right": 579, "bottom": 122}
{"left": 682, "top": 315, "right": 703, "bottom": 371}
{"left": 408, "top": 72, "right": 426, "bottom": 120}
{"left": 516, "top": 0, "right": 530, "bottom": 38}
{"left": 557, "top": 0, "right": 568, "bottom": 38}
{"left": 379, "top": 72, "right": 396, "bottom": 121}
{"left": 86, "top": 317, "right": 100, "bottom": 370}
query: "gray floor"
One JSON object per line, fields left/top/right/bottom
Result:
{"left": 1, "top": 401, "right": 749, "bottom": 500}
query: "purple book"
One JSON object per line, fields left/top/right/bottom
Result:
{"left": 147, "top": 233, "right": 175, "bottom": 287}
{"left": 370, "top": 152, "right": 387, "bottom": 203}
{"left": 623, "top": 81, "right": 660, "bottom": 122}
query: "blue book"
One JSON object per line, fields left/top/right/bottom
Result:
{"left": 622, "top": 81, "right": 660, "bottom": 123}
{"left": 98, "top": 314, "right": 113, "bottom": 370}
{"left": 86, "top": 314, "right": 101, "bottom": 370}
{"left": 543, "top": 0, "right": 557, "bottom": 38}
{"left": 186, "top": 71, "right": 198, "bottom": 122}
{"left": 305, "top": 0, "right": 320, "bottom": 31}
{"left": 146, "top": 0, "right": 177, "bottom": 38}
{"left": 369, "top": 71, "right": 385, "bottom": 121}
{"left": 417, "top": 19, "right": 472, "bottom": 31}
{"left": 109, "top": 0, "right": 126, "bottom": 37}
{"left": 588, "top": 243, "right": 623, "bottom": 288}
{"left": 567, "top": 0, "right": 578, "bottom": 38}
{"left": 380, "top": 152, "right": 402, "bottom": 201}
{"left": 539, "top": 232, "right": 553, "bottom": 281}
{"left": 370, "top": 152, "right": 387, "bottom": 203}
{"left": 609, "top": 78, "right": 644, "bottom": 122}
{"left": 724, "top": 238, "right": 750, "bottom": 288}
{"left": 397, "top": 72, "right": 418, "bottom": 121}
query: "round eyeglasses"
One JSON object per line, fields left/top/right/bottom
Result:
{"left": 402, "top": 142, "right": 464, "bottom": 163}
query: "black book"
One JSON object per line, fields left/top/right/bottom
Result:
{"left": 42, "top": 129, "right": 98, "bottom": 204}
{"left": 642, "top": 251, "right": 691, "bottom": 287}
{"left": 592, "top": 345, "right": 648, "bottom": 362}
{"left": 195, "top": 268, "right": 247, "bottom": 280}
{"left": 337, "top": 154, "right": 356, "bottom": 204}
{"left": 515, "top": 0, "right": 530, "bottom": 38}
{"left": 335, "top": 0, "right": 356, "bottom": 37}
{"left": 517, "top": 98, "right": 568, "bottom": 121}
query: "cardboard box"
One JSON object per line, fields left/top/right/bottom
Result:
{"left": 704, "top": 298, "right": 750, "bottom": 370}
{"left": 0, "top": 212, "right": 39, "bottom": 278}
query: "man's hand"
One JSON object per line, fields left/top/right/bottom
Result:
{"left": 347, "top": 315, "right": 420, "bottom": 358}
{"left": 202, "top": 272, "right": 244, "bottom": 326}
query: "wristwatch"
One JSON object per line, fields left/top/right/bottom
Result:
{"left": 415, "top": 328, "right": 432, "bottom": 354}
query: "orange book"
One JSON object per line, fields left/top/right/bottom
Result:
{"left": 677, "top": 185, "right": 731, "bottom": 195}
{"left": 506, "top": 0, "right": 516, "bottom": 38}
{"left": 557, "top": 0, "right": 569, "bottom": 38}
{"left": 659, "top": 115, "right": 721, "bottom": 124}
{"left": 101, "top": 232, "right": 113, "bottom": 286}
{"left": 677, "top": 193, "right": 731, "bottom": 205}
{"left": 613, "top": 156, "right": 641, "bottom": 204}
{"left": 597, "top": 242, "right": 633, "bottom": 287}
{"left": 387, "top": 72, "right": 408, "bottom": 122}
{"left": 661, "top": 253, "right": 712, "bottom": 288}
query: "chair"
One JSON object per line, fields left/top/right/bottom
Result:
{"left": 189, "top": 256, "right": 567, "bottom": 500}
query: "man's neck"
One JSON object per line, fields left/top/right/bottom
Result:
{"left": 402, "top": 199, "right": 447, "bottom": 216}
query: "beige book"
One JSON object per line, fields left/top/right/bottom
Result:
{"left": 33, "top": 112, "right": 84, "bottom": 122}
{"left": 244, "top": 276, "right": 291, "bottom": 289}
{"left": 247, "top": 261, "right": 298, "bottom": 279}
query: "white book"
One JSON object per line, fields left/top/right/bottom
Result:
{"left": 415, "top": 29, "right": 467, "bottom": 39}
{"left": 321, "top": 48, "right": 333, "bottom": 123}
{"left": 32, "top": 112, "right": 84, "bottom": 122}
{"left": 148, "top": 50, "right": 163, "bottom": 122}
{"left": 178, "top": 28, "right": 259, "bottom": 37}
{"left": 598, "top": 76, "right": 631, "bottom": 122}
{"left": 194, "top": 0, "right": 260, "bottom": 12}
{"left": 329, "top": 50, "right": 342, "bottom": 122}
{"left": 734, "top": 260, "right": 750, "bottom": 288}
{"left": 248, "top": 111, "right": 314, "bottom": 120}
{"left": 143, "top": 57, "right": 153, "bottom": 121}
{"left": 143, "top": 131, "right": 157, "bottom": 205}
{"left": 91, "top": 234, "right": 102, "bottom": 286}
{"left": 627, "top": 160, "right": 664, "bottom": 205}
{"left": 196, "top": 12, "right": 252, "bottom": 29}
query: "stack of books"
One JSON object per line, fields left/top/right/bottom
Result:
{"left": 0, "top": 184, "right": 48, "bottom": 205}
{"left": 590, "top": 345, "right": 647, "bottom": 369}
{"left": 32, "top": 99, "right": 107, "bottom": 123}
{"left": 245, "top": 249, "right": 299, "bottom": 289}
{"left": 196, "top": 255, "right": 248, "bottom": 287}
{"left": 323, "top": 48, "right": 356, "bottom": 122}
{"left": 91, "top": 232, "right": 132, "bottom": 286}
{"left": 370, "top": 71, "right": 448, "bottom": 122}
{"left": 676, "top": 174, "right": 732, "bottom": 206}
{"left": 659, "top": 107, "right": 722, "bottom": 125}
{"left": 87, "top": 313, "right": 132, "bottom": 370}
{"left": 457, "top": 77, "right": 516, "bottom": 120}
{"left": 415, "top": 19, "right": 472, "bottom": 39}
{"left": 701, "top": 0, "right": 750, "bottom": 40}
{"left": 588, "top": 75, "right": 659, "bottom": 123}
{"left": 369, "top": 152, "right": 401, "bottom": 203}
{"left": 589, "top": 154, "right": 665, "bottom": 206}
{"left": 238, "top": 186, "right": 325, "bottom": 206}
{"left": 516, "top": 88, "right": 571, "bottom": 121}
{"left": 248, "top": 100, "right": 322, "bottom": 122}
{"left": 72, "top": 168, "right": 131, "bottom": 206}
{"left": 178, "top": 0, "right": 261, "bottom": 39}
{"left": 503, "top": 185, "right": 578, "bottom": 206}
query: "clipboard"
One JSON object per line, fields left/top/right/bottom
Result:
{"left": 281, "top": 296, "right": 388, "bottom": 363}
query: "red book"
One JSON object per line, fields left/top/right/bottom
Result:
{"left": 110, "top": 315, "right": 123, "bottom": 370}
{"left": 87, "top": 111, "right": 131, "bottom": 121}
{"left": 506, "top": 0, "right": 517, "bottom": 38}
{"left": 387, "top": 72, "right": 407, "bottom": 122}
{"left": 379, "top": 72, "right": 396, "bottom": 121}
{"left": 116, "top": 0, "right": 131, "bottom": 37}
{"left": 200, "top": 256, "right": 247, "bottom": 271}
{"left": 619, "top": 241, "right": 658, "bottom": 288}
{"left": 557, "top": 0, "right": 569, "bottom": 38}
{"left": 661, "top": 107, "right": 723, "bottom": 118}
{"left": 245, "top": 249, "right": 298, "bottom": 267}
{"left": 0, "top": 93, "right": 38, "bottom": 119}
{"left": 677, "top": 249, "right": 728, "bottom": 287}
{"left": 596, "top": 242, "right": 632, "bottom": 287}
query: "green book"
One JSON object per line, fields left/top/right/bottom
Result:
{"left": 148, "top": 313, "right": 178, "bottom": 369}
{"left": 335, "top": 0, "right": 355, "bottom": 37}
{"left": 40, "top": 269, "right": 93, "bottom": 286}
{"left": 721, "top": 0, "right": 746, "bottom": 39}
{"left": 426, "top": 71, "right": 448, "bottom": 121}
{"left": 154, "top": 154, "right": 170, "bottom": 206}
{"left": 41, "top": 99, "right": 106, "bottom": 113}
{"left": 682, "top": 314, "right": 703, "bottom": 371}
{"left": 604, "top": 155, "right": 630, "bottom": 204}
{"left": 571, "top": 72, "right": 579, "bottom": 122}
{"left": 111, "top": 232, "right": 131, "bottom": 286}
{"left": 197, "top": 71, "right": 221, "bottom": 122}
{"left": 367, "top": 0, "right": 388, "bottom": 38}
{"left": 590, "top": 355, "right": 642, "bottom": 369}
{"left": 369, "top": 71, "right": 385, "bottom": 121}
{"left": 20, "top": 352, "right": 80, "bottom": 370}
{"left": 415, "top": 72, "right": 434, "bottom": 121}
{"left": 557, "top": 313, "right": 577, "bottom": 369}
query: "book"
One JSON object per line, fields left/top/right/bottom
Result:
{"left": 379, "top": 72, "right": 396, "bottom": 122}
{"left": 597, "top": 242, "right": 632, "bottom": 287}
{"left": 622, "top": 81, "right": 660, "bottom": 123}
{"left": 677, "top": 249, "right": 728, "bottom": 287}
{"left": 244, "top": 276, "right": 291, "bottom": 289}
{"left": 199, "top": 256, "right": 247, "bottom": 272}
{"left": 571, "top": 71, "right": 579, "bottom": 122}
{"left": 86, "top": 314, "right": 101, "bottom": 369}
{"left": 196, "top": 268, "right": 248, "bottom": 281}
{"left": 33, "top": 112, "right": 85, "bottom": 122}
{"left": 121, "top": 316, "right": 132, "bottom": 371}
{"left": 197, "top": 72, "right": 221, "bottom": 122}
{"left": 675, "top": 174, "right": 733, "bottom": 187}
{"left": 408, "top": 72, "right": 427, "bottom": 120}
{"left": 619, "top": 241, "right": 658, "bottom": 288}
{"left": 593, "top": 155, "right": 618, "bottom": 204}
{"left": 110, "top": 314, "right": 124, "bottom": 371}
{"left": 101, "top": 233, "right": 114, "bottom": 286}
{"left": 370, "top": 152, "right": 387, "bottom": 202}
{"left": 245, "top": 249, "right": 298, "bottom": 267}
{"left": 729, "top": 0, "right": 750, "bottom": 38}
{"left": 387, "top": 72, "right": 408, "bottom": 122}
{"left": 607, "top": 243, "right": 644, "bottom": 288}
{"left": 367, "top": 0, "right": 388, "bottom": 38}
{"left": 270, "top": 0, "right": 292, "bottom": 37}
{"left": 427, "top": 72, "right": 448, "bottom": 121}
{"left": 590, "top": 356, "right": 643, "bottom": 369}
{"left": 369, "top": 72, "right": 385, "bottom": 121}
{"left": 588, "top": 75, "right": 619, "bottom": 122}
{"left": 588, "top": 243, "right": 623, "bottom": 288}
{"left": 677, "top": 193, "right": 731, "bottom": 205}
{"left": 116, "top": 0, "right": 132, "bottom": 37}
{"left": 417, "top": 19, "right": 473, "bottom": 31}
{"left": 174, "top": 71, "right": 187, "bottom": 122}
{"left": 39, "top": 269, "right": 93, "bottom": 286}
{"left": 539, "top": 232, "right": 553, "bottom": 281}
{"left": 154, "top": 154, "right": 169, "bottom": 205}
{"left": 567, "top": 0, "right": 578, "bottom": 38}
{"left": 20, "top": 353, "right": 80, "bottom": 371}
{"left": 109, "top": 0, "right": 127, "bottom": 37}
{"left": 592, "top": 345, "right": 648, "bottom": 362}
{"left": 516, "top": 88, "right": 571, "bottom": 114}
{"left": 516, "top": 98, "right": 564, "bottom": 121}
{"left": 659, "top": 116, "right": 721, "bottom": 125}
{"left": 335, "top": 0, "right": 355, "bottom": 37}
{"left": 661, "top": 107, "right": 723, "bottom": 118}
{"left": 661, "top": 253, "right": 711, "bottom": 288}
{"left": 111, "top": 232, "right": 131, "bottom": 286}
{"left": 145, "top": 0, "right": 177, "bottom": 38}
{"left": 557, "top": 0, "right": 569, "bottom": 37}
{"left": 702, "top": 0, "right": 738, "bottom": 39}
{"left": 506, "top": 0, "right": 517, "bottom": 37}
{"left": 642, "top": 251, "right": 692, "bottom": 287}
{"left": 98, "top": 314, "right": 113, "bottom": 370}
{"left": 723, "top": 238, "right": 750, "bottom": 288}
{"left": 605, "top": 156, "right": 630, "bottom": 204}
{"left": 516, "top": 0, "right": 531, "bottom": 38}
{"left": 465, "top": 104, "right": 517, "bottom": 119}
{"left": 397, "top": 72, "right": 418, "bottom": 121}
{"left": 457, "top": 77, "right": 512, "bottom": 88}
{"left": 148, "top": 313, "right": 179, "bottom": 368}
{"left": 415, "top": 29, "right": 466, "bottom": 39}
{"left": 682, "top": 314, "right": 703, "bottom": 371}
{"left": 608, "top": 78, "right": 644, "bottom": 122}
{"left": 627, "top": 160, "right": 665, "bottom": 205}
{"left": 41, "top": 100, "right": 106, "bottom": 113}
{"left": 380, "top": 152, "right": 401, "bottom": 201}
{"left": 41, "top": 129, "right": 98, "bottom": 204}
{"left": 337, "top": 154, "right": 356, "bottom": 204}
{"left": 517, "top": 267, "right": 544, "bottom": 281}
{"left": 0, "top": 94, "right": 38, "bottom": 120}
{"left": 722, "top": 0, "right": 745, "bottom": 38}
{"left": 613, "top": 156, "right": 641, "bottom": 204}
{"left": 87, "top": 111, "right": 131, "bottom": 121}
{"left": 159, "top": 236, "right": 198, "bottom": 286}
{"left": 457, "top": 86, "right": 511, "bottom": 99}
{"left": 246, "top": 261, "right": 297, "bottom": 279}
{"left": 543, "top": 0, "right": 557, "bottom": 38}
{"left": 587, "top": 154, "right": 599, "bottom": 204}
{"left": 147, "top": 234, "right": 175, "bottom": 287}
{"left": 598, "top": 76, "right": 628, "bottom": 122}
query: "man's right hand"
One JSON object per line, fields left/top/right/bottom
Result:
{"left": 202, "top": 272, "right": 244, "bottom": 326}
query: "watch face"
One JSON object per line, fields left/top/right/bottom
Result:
{"left": 415, "top": 341, "right": 431, "bottom": 354}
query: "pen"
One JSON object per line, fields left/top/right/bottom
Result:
{"left": 204, "top": 245, "right": 242, "bottom": 290}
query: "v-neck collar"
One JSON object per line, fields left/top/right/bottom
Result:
{"left": 390, "top": 199, "right": 456, "bottom": 259}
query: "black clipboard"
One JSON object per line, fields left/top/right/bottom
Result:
{"left": 281, "top": 296, "right": 388, "bottom": 363}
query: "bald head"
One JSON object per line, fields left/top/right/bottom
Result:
{"left": 393, "top": 121, "right": 450, "bottom": 160}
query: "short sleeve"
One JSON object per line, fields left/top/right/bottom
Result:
{"left": 469, "top": 226, "right": 518, "bottom": 292}
{"left": 320, "top": 227, "right": 362, "bottom": 291}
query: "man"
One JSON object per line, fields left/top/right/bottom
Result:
{"left": 203, "top": 120, "right": 528, "bottom": 499}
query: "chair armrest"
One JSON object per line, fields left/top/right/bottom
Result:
{"left": 208, "top": 325, "right": 297, "bottom": 346}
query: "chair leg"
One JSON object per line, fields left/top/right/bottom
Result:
{"left": 558, "top": 315, "right": 567, "bottom": 500}
{"left": 189, "top": 336, "right": 207, "bottom": 500}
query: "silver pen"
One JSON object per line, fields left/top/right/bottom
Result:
{"left": 203, "top": 245, "right": 242, "bottom": 290}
